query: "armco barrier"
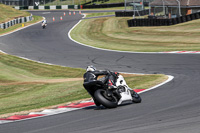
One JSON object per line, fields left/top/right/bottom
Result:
{"left": 128, "top": 12, "right": 200, "bottom": 27}
{"left": 34, "top": 6, "right": 39, "bottom": 9}
{"left": 19, "top": 6, "right": 28, "bottom": 10}
{"left": 45, "top": 6, "right": 50, "bottom": 9}
{"left": 0, "top": 16, "right": 33, "bottom": 29}
{"left": 61, "top": 5, "right": 68, "bottom": 9}
{"left": 68, "top": 5, "right": 74, "bottom": 9}
{"left": 39, "top": 6, "right": 45, "bottom": 10}
{"left": 50, "top": 5, "right": 56, "bottom": 10}
{"left": 15, "top": 5, "right": 78, "bottom": 10}
{"left": 56, "top": 6, "right": 62, "bottom": 9}
{"left": 28, "top": 6, "right": 34, "bottom": 10}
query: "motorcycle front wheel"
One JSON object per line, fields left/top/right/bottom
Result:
{"left": 131, "top": 90, "right": 142, "bottom": 103}
{"left": 94, "top": 89, "right": 118, "bottom": 108}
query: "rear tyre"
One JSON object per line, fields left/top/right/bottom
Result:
{"left": 94, "top": 89, "right": 118, "bottom": 108}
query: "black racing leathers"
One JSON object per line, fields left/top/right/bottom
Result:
{"left": 83, "top": 70, "right": 119, "bottom": 106}
{"left": 83, "top": 70, "right": 108, "bottom": 83}
{"left": 83, "top": 70, "right": 108, "bottom": 106}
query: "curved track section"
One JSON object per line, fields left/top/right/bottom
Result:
{"left": 0, "top": 11, "right": 200, "bottom": 133}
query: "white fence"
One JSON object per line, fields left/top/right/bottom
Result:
{"left": 14, "top": 5, "right": 78, "bottom": 10}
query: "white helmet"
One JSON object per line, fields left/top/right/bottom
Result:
{"left": 86, "top": 65, "right": 96, "bottom": 72}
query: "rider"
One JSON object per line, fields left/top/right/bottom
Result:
{"left": 41, "top": 18, "right": 47, "bottom": 27}
{"left": 83, "top": 65, "right": 118, "bottom": 106}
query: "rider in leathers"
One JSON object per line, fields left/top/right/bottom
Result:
{"left": 41, "top": 18, "right": 47, "bottom": 27}
{"left": 83, "top": 65, "right": 118, "bottom": 106}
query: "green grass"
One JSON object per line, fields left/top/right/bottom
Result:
{"left": 0, "top": 52, "right": 86, "bottom": 115}
{"left": 0, "top": 4, "right": 43, "bottom": 35}
{"left": 85, "top": 12, "right": 115, "bottom": 18}
{"left": 124, "top": 74, "right": 168, "bottom": 89}
{"left": 0, "top": 4, "right": 30, "bottom": 23}
{"left": 0, "top": 82, "right": 88, "bottom": 115}
{"left": 0, "top": 53, "right": 85, "bottom": 82}
{"left": 0, "top": 52, "right": 167, "bottom": 116}
{"left": 70, "top": 16, "right": 200, "bottom": 52}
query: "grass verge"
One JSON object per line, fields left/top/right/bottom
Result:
{"left": 71, "top": 16, "right": 200, "bottom": 52}
{"left": 0, "top": 4, "right": 43, "bottom": 35}
{"left": 0, "top": 52, "right": 168, "bottom": 117}
{"left": 0, "top": 4, "right": 30, "bottom": 23}
{"left": 0, "top": 15, "right": 43, "bottom": 35}
{"left": 85, "top": 12, "right": 115, "bottom": 18}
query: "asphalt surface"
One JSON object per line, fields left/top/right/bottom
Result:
{"left": 0, "top": 10, "right": 200, "bottom": 133}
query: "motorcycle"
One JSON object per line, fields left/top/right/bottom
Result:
{"left": 41, "top": 23, "right": 47, "bottom": 29}
{"left": 83, "top": 72, "right": 142, "bottom": 108}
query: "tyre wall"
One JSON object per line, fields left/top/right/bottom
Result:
{"left": 127, "top": 12, "right": 200, "bottom": 27}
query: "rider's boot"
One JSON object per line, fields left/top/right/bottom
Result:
{"left": 93, "top": 99, "right": 101, "bottom": 107}
{"left": 129, "top": 89, "right": 139, "bottom": 97}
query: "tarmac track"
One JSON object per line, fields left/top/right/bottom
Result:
{"left": 0, "top": 10, "right": 200, "bottom": 133}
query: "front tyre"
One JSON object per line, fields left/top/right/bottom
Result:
{"left": 94, "top": 89, "right": 118, "bottom": 108}
{"left": 131, "top": 90, "right": 142, "bottom": 103}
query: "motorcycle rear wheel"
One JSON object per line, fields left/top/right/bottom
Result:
{"left": 94, "top": 89, "right": 118, "bottom": 108}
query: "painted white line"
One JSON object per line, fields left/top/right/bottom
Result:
{"left": 15, "top": 56, "right": 58, "bottom": 66}
{"left": 166, "top": 51, "right": 200, "bottom": 54}
{"left": 0, "top": 120, "right": 13, "bottom": 124}
{"left": 42, "top": 12, "right": 51, "bottom": 14}
{"left": 29, "top": 108, "right": 80, "bottom": 115}
{"left": 42, "top": 108, "right": 79, "bottom": 113}
{"left": 0, "top": 50, "right": 6, "bottom": 54}
{"left": 80, "top": 99, "right": 94, "bottom": 103}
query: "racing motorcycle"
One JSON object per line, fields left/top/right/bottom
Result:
{"left": 41, "top": 23, "right": 47, "bottom": 29}
{"left": 83, "top": 72, "right": 142, "bottom": 108}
